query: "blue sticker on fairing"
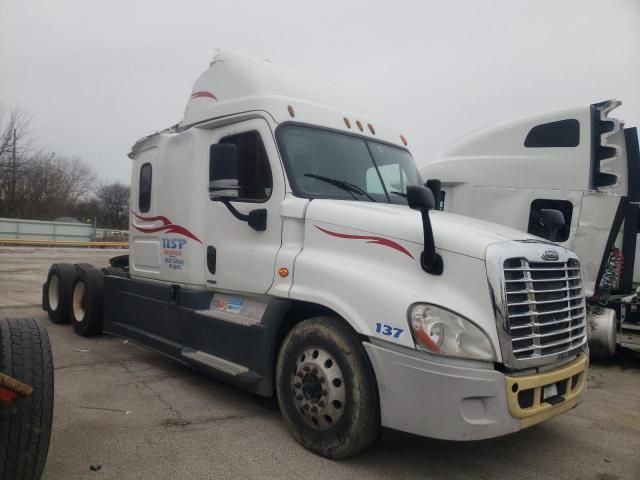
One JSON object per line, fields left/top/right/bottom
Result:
{"left": 227, "top": 297, "right": 243, "bottom": 314}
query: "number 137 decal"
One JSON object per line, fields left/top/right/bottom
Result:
{"left": 375, "top": 322, "right": 404, "bottom": 338}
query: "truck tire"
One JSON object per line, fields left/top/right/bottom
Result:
{"left": 70, "top": 266, "right": 104, "bottom": 337}
{"left": 73, "top": 263, "right": 94, "bottom": 272}
{"left": 275, "top": 316, "right": 379, "bottom": 459}
{"left": 42, "top": 263, "right": 75, "bottom": 324}
{"left": 0, "top": 318, "right": 54, "bottom": 480}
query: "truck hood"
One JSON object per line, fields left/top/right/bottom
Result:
{"left": 305, "top": 200, "right": 539, "bottom": 260}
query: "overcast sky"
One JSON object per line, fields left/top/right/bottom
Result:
{"left": 1, "top": 0, "right": 638, "bottom": 184}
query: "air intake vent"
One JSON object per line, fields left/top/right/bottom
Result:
{"left": 591, "top": 99, "right": 622, "bottom": 189}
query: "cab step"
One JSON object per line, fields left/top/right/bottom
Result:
{"left": 180, "top": 348, "right": 260, "bottom": 383}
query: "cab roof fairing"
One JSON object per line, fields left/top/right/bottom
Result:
{"left": 423, "top": 100, "right": 627, "bottom": 196}
{"left": 128, "top": 50, "right": 408, "bottom": 159}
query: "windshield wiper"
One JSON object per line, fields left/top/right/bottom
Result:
{"left": 304, "top": 174, "right": 376, "bottom": 202}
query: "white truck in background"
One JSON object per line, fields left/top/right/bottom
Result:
{"left": 42, "top": 51, "right": 589, "bottom": 458}
{"left": 423, "top": 100, "right": 640, "bottom": 358}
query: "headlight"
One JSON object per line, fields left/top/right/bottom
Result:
{"left": 408, "top": 304, "right": 495, "bottom": 361}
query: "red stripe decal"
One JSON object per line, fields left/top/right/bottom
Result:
{"left": 132, "top": 212, "right": 202, "bottom": 244}
{"left": 315, "top": 225, "right": 414, "bottom": 259}
{"left": 190, "top": 91, "right": 217, "bottom": 100}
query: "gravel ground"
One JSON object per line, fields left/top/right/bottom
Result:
{"left": 1, "top": 247, "right": 639, "bottom": 480}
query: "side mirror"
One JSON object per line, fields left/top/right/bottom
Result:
{"left": 425, "top": 179, "right": 442, "bottom": 210}
{"left": 209, "top": 143, "right": 239, "bottom": 200}
{"left": 540, "top": 209, "right": 565, "bottom": 229}
{"left": 406, "top": 185, "right": 443, "bottom": 275}
{"left": 407, "top": 185, "right": 435, "bottom": 211}
{"left": 209, "top": 143, "right": 268, "bottom": 232}
{"left": 539, "top": 208, "right": 566, "bottom": 242}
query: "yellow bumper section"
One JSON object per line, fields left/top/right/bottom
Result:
{"left": 505, "top": 353, "right": 588, "bottom": 428}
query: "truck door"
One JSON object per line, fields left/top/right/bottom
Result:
{"left": 204, "top": 119, "right": 284, "bottom": 294}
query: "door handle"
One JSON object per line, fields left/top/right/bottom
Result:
{"left": 207, "top": 246, "right": 216, "bottom": 274}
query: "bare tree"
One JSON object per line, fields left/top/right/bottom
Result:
{"left": 97, "top": 182, "right": 130, "bottom": 229}
{"left": 0, "top": 106, "right": 32, "bottom": 215}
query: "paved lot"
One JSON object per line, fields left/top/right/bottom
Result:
{"left": 1, "top": 247, "right": 639, "bottom": 480}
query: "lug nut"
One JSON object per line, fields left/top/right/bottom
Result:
{"left": 318, "top": 400, "right": 326, "bottom": 407}
{"left": 311, "top": 367, "right": 318, "bottom": 375}
{"left": 296, "top": 372, "right": 303, "bottom": 378}
{"left": 311, "top": 406, "right": 318, "bottom": 413}
{"left": 303, "top": 366, "right": 310, "bottom": 372}
{"left": 303, "top": 404, "right": 310, "bottom": 410}
{"left": 321, "top": 389, "right": 328, "bottom": 396}
{"left": 294, "top": 382, "right": 301, "bottom": 388}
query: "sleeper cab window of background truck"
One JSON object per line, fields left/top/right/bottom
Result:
{"left": 139, "top": 163, "right": 152, "bottom": 212}
{"left": 527, "top": 199, "right": 573, "bottom": 242}
{"left": 210, "top": 131, "right": 273, "bottom": 202}
{"left": 277, "top": 125, "right": 420, "bottom": 204}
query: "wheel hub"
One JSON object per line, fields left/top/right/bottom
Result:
{"left": 291, "top": 347, "right": 345, "bottom": 430}
{"left": 48, "top": 275, "right": 59, "bottom": 311}
{"left": 72, "top": 281, "right": 87, "bottom": 322}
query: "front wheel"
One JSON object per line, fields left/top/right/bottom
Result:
{"left": 275, "top": 316, "right": 379, "bottom": 459}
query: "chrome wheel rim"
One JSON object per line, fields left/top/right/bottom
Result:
{"left": 291, "top": 347, "right": 345, "bottom": 430}
{"left": 48, "top": 275, "right": 59, "bottom": 311}
{"left": 72, "top": 281, "right": 87, "bottom": 322}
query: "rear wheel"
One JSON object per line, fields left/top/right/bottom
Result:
{"left": 43, "top": 263, "right": 75, "bottom": 324}
{"left": 0, "top": 318, "right": 54, "bottom": 480}
{"left": 71, "top": 266, "right": 104, "bottom": 337}
{"left": 275, "top": 316, "right": 379, "bottom": 459}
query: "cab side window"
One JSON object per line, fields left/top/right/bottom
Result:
{"left": 214, "top": 131, "right": 273, "bottom": 202}
{"left": 527, "top": 199, "right": 573, "bottom": 242}
{"left": 139, "top": 163, "right": 152, "bottom": 212}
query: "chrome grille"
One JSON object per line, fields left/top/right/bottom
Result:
{"left": 503, "top": 257, "right": 586, "bottom": 360}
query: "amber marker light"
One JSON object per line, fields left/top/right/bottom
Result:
{"left": 278, "top": 267, "right": 290, "bottom": 278}
{"left": 368, "top": 123, "right": 376, "bottom": 135}
{"left": 356, "top": 120, "right": 364, "bottom": 132}
{"left": 287, "top": 105, "right": 295, "bottom": 117}
{"left": 343, "top": 117, "right": 351, "bottom": 128}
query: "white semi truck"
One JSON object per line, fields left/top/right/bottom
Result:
{"left": 42, "top": 51, "right": 589, "bottom": 458}
{"left": 423, "top": 100, "right": 640, "bottom": 358}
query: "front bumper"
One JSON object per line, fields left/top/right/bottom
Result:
{"left": 363, "top": 342, "right": 588, "bottom": 441}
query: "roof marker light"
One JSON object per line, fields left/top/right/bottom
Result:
{"left": 356, "top": 120, "right": 364, "bottom": 132}
{"left": 287, "top": 105, "right": 295, "bottom": 118}
{"left": 368, "top": 123, "right": 376, "bottom": 135}
{"left": 400, "top": 134, "right": 408, "bottom": 146}
{"left": 343, "top": 117, "right": 351, "bottom": 128}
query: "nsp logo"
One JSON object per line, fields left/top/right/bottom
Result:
{"left": 162, "top": 238, "right": 187, "bottom": 249}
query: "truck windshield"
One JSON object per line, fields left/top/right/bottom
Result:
{"left": 277, "top": 125, "right": 421, "bottom": 204}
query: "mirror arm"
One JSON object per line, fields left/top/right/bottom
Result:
{"left": 419, "top": 209, "right": 444, "bottom": 275}
{"left": 221, "top": 199, "right": 249, "bottom": 222}
{"left": 221, "top": 200, "right": 267, "bottom": 232}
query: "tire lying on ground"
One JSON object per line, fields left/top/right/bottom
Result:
{"left": 70, "top": 265, "right": 104, "bottom": 337}
{"left": 275, "top": 316, "right": 380, "bottom": 459}
{"left": 42, "top": 263, "right": 76, "bottom": 324}
{"left": 0, "top": 318, "right": 54, "bottom": 480}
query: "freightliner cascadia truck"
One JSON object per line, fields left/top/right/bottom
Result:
{"left": 423, "top": 100, "right": 640, "bottom": 358}
{"left": 41, "top": 51, "right": 589, "bottom": 458}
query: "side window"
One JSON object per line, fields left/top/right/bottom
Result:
{"left": 213, "top": 131, "right": 273, "bottom": 202}
{"left": 139, "top": 163, "right": 152, "bottom": 212}
{"left": 527, "top": 199, "right": 573, "bottom": 242}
